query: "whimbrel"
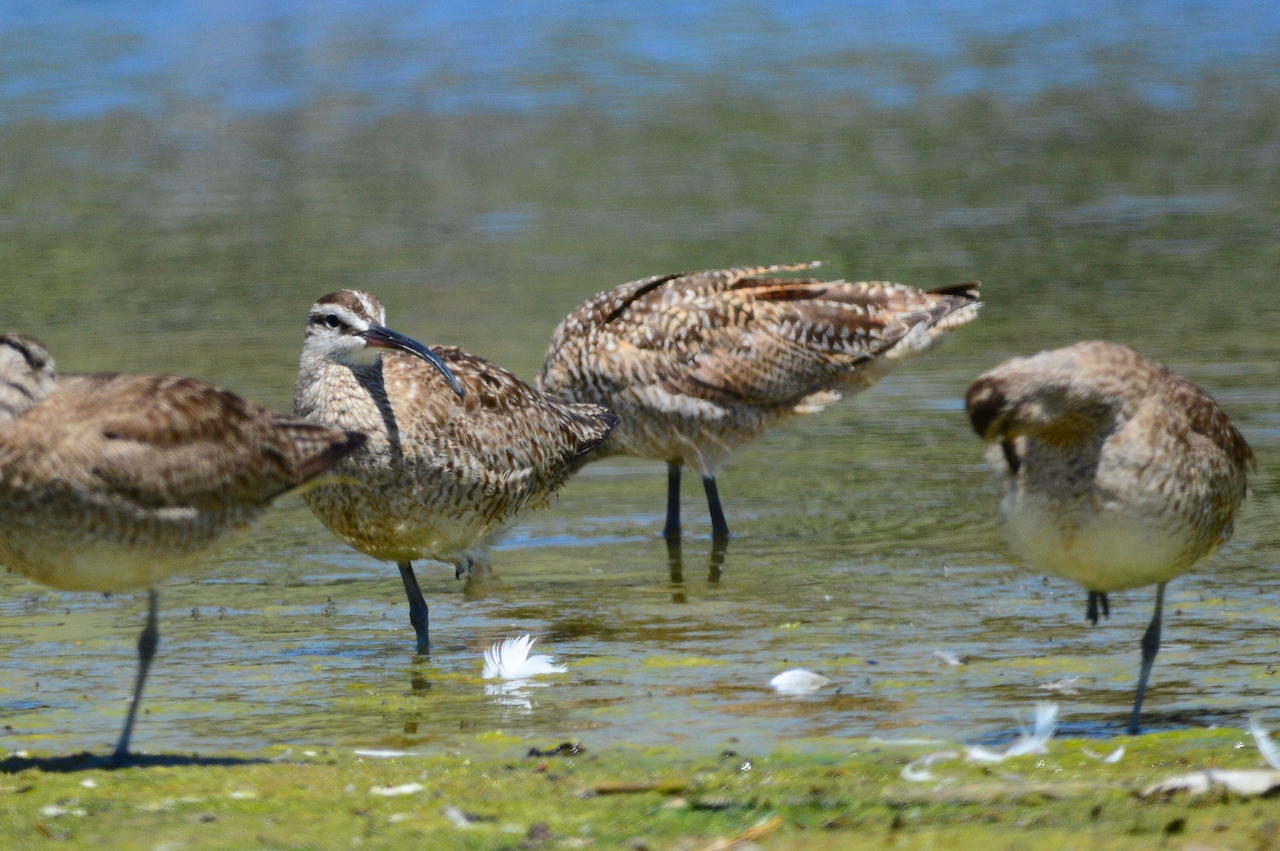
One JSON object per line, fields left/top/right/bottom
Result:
{"left": 0, "top": 334, "right": 366, "bottom": 761}
{"left": 966, "top": 340, "right": 1253, "bottom": 734}
{"left": 536, "top": 262, "right": 980, "bottom": 542}
{"left": 295, "top": 290, "right": 617, "bottom": 654}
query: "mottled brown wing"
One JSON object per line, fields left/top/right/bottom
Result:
{"left": 637, "top": 277, "right": 975, "bottom": 407}
{"left": 550, "top": 263, "right": 821, "bottom": 340}
{"left": 385, "top": 347, "right": 616, "bottom": 481}
{"left": 1160, "top": 367, "right": 1257, "bottom": 473}
{"left": 602, "top": 263, "right": 822, "bottom": 329}
{"left": 7, "top": 374, "right": 364, "bottom": 510}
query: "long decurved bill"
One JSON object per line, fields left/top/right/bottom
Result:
{"left": 362, "top": 325, "right": 465, "bottom": 399}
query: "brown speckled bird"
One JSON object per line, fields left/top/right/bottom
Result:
{"left": 294, "top": 290, "right": 617, "bottom": 654}
{"left": 0, "top": 334, "right": 366, "bottom": 762}
{"left": 536, "top": 262, "right": 981, "bottom": 542}
{"left": 966, "top": 341, "right": 1254, "bottom": 734}
{"left": 0, "top": 333, "right": 57, "bottom": 423}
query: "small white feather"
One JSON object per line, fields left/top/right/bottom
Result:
{"left": 901, "top": 750, "right": 960, "bottom": 782}
{"left": 1082, "top": 745, "right": 1125, "bottom": 763}
{"left": 770, "top": 668, "right": 831, "bottom": 695}
{"left": 482, "top": 634, "right": 567, "bottom": 680}
{"left": 369, "top": 783, "right": 425, "bottom": 797}
{"left": 354, "top": 748, "right": 416, "bottom": 759}
{"left": 965, "top": 702, "right": 1059, "bottom": 763}
{"left": 1250, "top": 716, "right": 1280, "bottom": 770}
{"left": 1039, "top": 676, "right": 1081, "bottom": 696}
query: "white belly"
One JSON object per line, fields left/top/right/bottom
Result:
{"left": 1001, "top": 492, "right": 1198, "bottom": 592}
{"left": 4, "top": 543, "right": 204, "bottom": 593}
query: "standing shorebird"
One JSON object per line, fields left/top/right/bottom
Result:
{"left": 966, "top": 341, "right": 1254, "bottom": 734}
{"left": 0, "top": 334, "right": 366, "bottom": 762}
{"left": 295, "top": 290, "right": 617, "bottom": 654}
{"left": 536, "top": 262, "right": 981, "bottom": 542}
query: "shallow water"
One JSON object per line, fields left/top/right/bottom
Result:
{"left": 1, "top": 349, "right": 1276, "bottom": 757}
{"left": 1, "top": 2, "right": 1280, "bottom": 758}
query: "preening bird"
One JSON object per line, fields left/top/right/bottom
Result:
{"left": 967, "top": 340, "right": 1253, "bottom": 734}
{"left": 537, "top": 262, "right": 980, "bottom": 542}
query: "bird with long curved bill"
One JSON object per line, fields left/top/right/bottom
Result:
{"left": 295, "top": 290, "right": 616, "bottom": 654}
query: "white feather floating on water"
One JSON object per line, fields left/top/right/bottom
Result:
{"left": 1039, "top": 676, "right": 1082, "bottom": 696}
{"left": 482, "top": 635, "right": 567, "bottom": 680}
{"left": 965, "top": 702, "right": 1059, "bottom": 763}
{"left": 769, "top": 669, "right": 831, "bottom": 695}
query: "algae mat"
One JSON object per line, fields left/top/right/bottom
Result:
{"left": 0, "top": 729, "right": 1276, "bottom": 850}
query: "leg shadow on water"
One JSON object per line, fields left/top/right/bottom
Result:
{"left": 666, "top": 537, "right": 727, "bottom": 603}
{"left": 0, "top": 751, "right": 270, "bottom": 773}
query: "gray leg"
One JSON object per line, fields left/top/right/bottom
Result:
{"left": 113, "top": 588, "right": 160, "bottom": 763}
{"left": 398, "top": 561, "right": 430, "bottom": 655}
{"left": 663, "top": 462, "right": 682, "bottom": 540}
{"left": 702, "top": 475, "right": 729, "bottom": 543}
{"left": 1127, "top": 582, "right": 1166, "bottom": 735}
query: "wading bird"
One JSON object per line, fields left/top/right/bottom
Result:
{"left": 0, "top": 334, "right": 366, "bottom": 762}
{"left": 295, "top": 290, "right": 617, "bottom": 653}
{"left": 537, "top": 262, "right": 980, "bottom": 543}
{"left": 966, "top": 340, "right": 1253, "bottom": 734}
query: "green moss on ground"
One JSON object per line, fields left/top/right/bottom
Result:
{"left": 0, "top": 727, "right": 1273, "bottom": 850}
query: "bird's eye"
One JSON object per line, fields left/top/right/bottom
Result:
{"left": 324, "top": 315, "right": 344, "bottom": 329}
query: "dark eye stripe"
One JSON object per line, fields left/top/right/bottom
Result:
{"left": 310, "top": 314, "right": 348, "bottom": 329}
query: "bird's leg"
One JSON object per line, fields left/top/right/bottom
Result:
{"left": 455, "top": 555, "right": 473, "bottom": 580}
{"left": 702, "top": 475, "right": 729, "bottom": 544}
{"left": 707, "top": 537, "right": 726, "bottom": 584}
{"left": 1127, "top": 582, "right": 1166, "bottom": 735}
{"left": 398, "top": 561, "right": 430, "bottom": 655}
{"left": 461, "top": 555, "right": 501, "bottom": 599}
{"left": 1086, "top": 591, "right": 1110, "bottom": 625}
{"left": 666, "top": 535, "right": 684, "bottom": 584}
{"left": 112, "top": 588, "right": 160, "bottom": 764}
{"left": 663, "top": 462, "right": 682, "bottom": 540}
{"left": 666, "top": 535, "right": 686, "bottom": 603}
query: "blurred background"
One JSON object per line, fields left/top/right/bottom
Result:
{"left": 1, "top": 0, "right": 1279, "bottom": 753}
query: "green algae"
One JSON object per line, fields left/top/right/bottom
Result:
{"left": 0, "top": 728, "right": 1274, "bottom": 850}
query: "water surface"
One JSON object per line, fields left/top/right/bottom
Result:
{"left": 1, "top": 2, "right": 1278, "bottom": 758}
